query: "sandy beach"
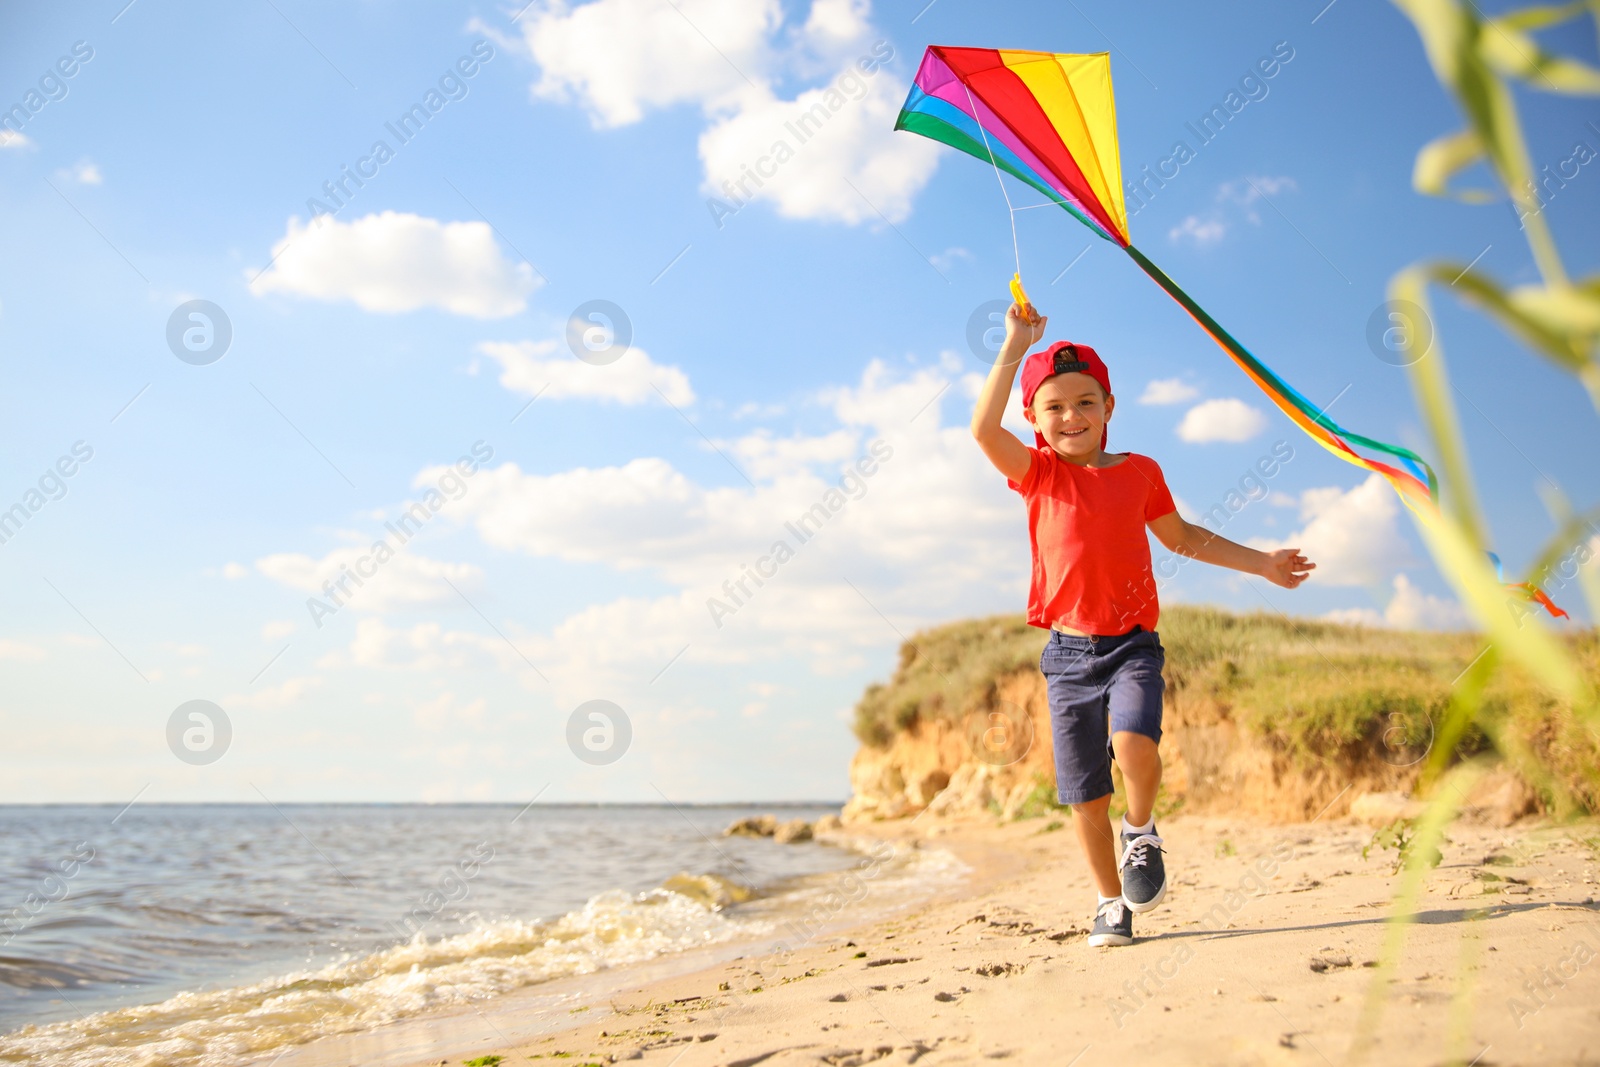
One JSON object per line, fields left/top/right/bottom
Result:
{"left": 365, "top": 811, "right": 1600, "bottom": 1067}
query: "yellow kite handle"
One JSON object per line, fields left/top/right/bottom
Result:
{"left": 1010, "top": 272, "right": 1040, "bottom": 325}
{"left": 1009, "top": 272, "right": 1029, "bottom": 308}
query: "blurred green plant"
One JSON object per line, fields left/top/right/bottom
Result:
{"left": 1357, "top": 1, "right": 1600, "bottom": 1059}
{"left": 1010, "top": 772, "right": 1070, "bottom": 820}
{"left": 1360, "top": 816, "right": 1445, "bottom": 873}
{"left": 1387, "top": 0, "right": 1600, "bottom": 710}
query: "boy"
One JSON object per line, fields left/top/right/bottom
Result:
{"left": 970, "top": 303, "right": 1314, "bottom": 947}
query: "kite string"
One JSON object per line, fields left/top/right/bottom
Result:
{"left": 960, "top": 83, "right": 1022, "bottom": 279}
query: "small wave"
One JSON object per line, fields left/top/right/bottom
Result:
{"left": 0, "top": 882, "right": 767, "bottom": 1067}
{"left": 0, "top": 955, "right": 139, "bottom": 993}
{"left": 658, "top": 872, "right": 754, "bottom": 910}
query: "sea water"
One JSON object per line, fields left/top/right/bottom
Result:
{"left": 0, "top": 804, "right": 963, "bottom": 1066}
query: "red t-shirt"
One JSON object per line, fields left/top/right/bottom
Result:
{"left": 1007, "top": 448, "right": 1177, "bottom": 634}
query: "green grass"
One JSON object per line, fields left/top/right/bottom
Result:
{"left": 851, "top": 605, "right": 1600, "bottom": 812}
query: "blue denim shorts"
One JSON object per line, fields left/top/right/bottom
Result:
{"left": 1039, "top": 628, "right": 1165, "bottom": 805}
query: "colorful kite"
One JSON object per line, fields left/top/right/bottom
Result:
{"left": 895, "top": 45, "right": 1565, "bottom": 617}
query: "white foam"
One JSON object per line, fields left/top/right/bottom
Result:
{"left": 0, "top": 886, "right": 765, "bottom": 1067}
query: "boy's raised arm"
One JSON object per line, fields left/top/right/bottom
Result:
{"left": 970, "top": 302, "right": 1046, "bottom": 484}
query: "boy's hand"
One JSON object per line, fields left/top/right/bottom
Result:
{"left": 1261, "top": 548, "right": 1315, "bottom": 589}
{"left": 1003, "top": 301, "right": 1046, "bottom": 353}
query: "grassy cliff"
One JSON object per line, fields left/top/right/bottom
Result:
{"left": 851, "top": 606, "right": 1600, "bottom": 817}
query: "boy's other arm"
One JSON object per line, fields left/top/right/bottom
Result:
{"left": 1147, "top": 510, "right": 1315, "bottom": 590}
{"left": 970, "top": 302, "right": 1046, "bottom": 484}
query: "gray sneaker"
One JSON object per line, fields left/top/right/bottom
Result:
{"left": 1088, "top": 898, "right": 1133, "bottom": 947}
{"left": 1120, "top": 826, "right": 1167, "bottom": 913}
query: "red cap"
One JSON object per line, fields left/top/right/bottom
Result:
{"left": 1019, "top": 341, "right": 1112, "bottom": 449}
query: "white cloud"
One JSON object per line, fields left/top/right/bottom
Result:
{"left": 742, "top": 684, "right": 780, "bottom": 716}
{"left": 427, "top": 361, "right": 1007, "bottom": 586}
{"left": 255, "top": 545, "right": 482, "bottom": 613}
{"left": 1169, "top": 215, "right": 1225, "bottom": 246}
{"left": 518, "top": 0, "right": 938, "bottom": 228}
{"left": 1325, "top": 574, "right": 1470, "bottom": 630}
{"left": 414, "top": 691, "right": 487, "bottom": 731}
{"left": 385, "top": 357, "right": 1031, "bottom": 697}
{"left": 1382, "top": 574, "right": 1470, "bottom": 629}
{"left": 732, "top": 399, "right": 787, "bottom": 419}
{"left": 336, "top": 619, "right": 499, "bottom": 671}
{"left": 1323, "top": 606, "right": 1384, "bottom": 626}
{"left": 0, "top": 639, "right": 46, "bottom": 661}
{"left": 1169, "top": 175, "right": 1297, "bottom": 246}
{"left": 249, "top": 212, "right": 539, "bottom": 318}
{"left": 261, "top": 620, "right": 296, "bottom": 641}
{"left": 1252, "top": 474, "right": 1410, "bottom": 587}
{"left": 0, "top": 129, "right": 32, "bottom": 150}
{"left": 653, "top": 703, "right": 718, "bottom": 726}
{"left": 722, "top": 427, "right": 858, "bottom": 481}
{"left": 520, "top": 0, "right": 782, "bottom": 127}
{"left": 55, "top": 159, "right": 101, "bottom": 185}
{"left": 698, "top": 64, "right": 942, "bottom": 225}
{"left": 225, "top": 675, "right": 322, "bottom": 709}
{"left": 427, "top": 456, "right": 716, "bottom": 574}
{"left": 477, "top": 339, "right": 694, "bottom": 406}
{"left": 803, "top": 0, "right": 871, "bottom": 43}
{"left": 1176, "top": 398, "right": 1268, "bottom": 443}
{"left": 1139, "top": 378, "right": 1200, "bottom": 405}
{"left": 1220, "top": 175, "right": 1298, "bottom": 223}
{"left": 222, "top": 562, "right": 249, "bottom": 580}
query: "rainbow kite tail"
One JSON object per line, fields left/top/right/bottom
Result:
{"left": 1514, "top": 584, "right": 1570, "bottom": 619}
{"left": 1127, "top": 247, "right": 1567, "bottom": 621}
{"left": 1489, "top": 552, "right": 1570, "bottom": 619}
{"left": 1123, "top": 245, "right": 1436, "bottom": 503}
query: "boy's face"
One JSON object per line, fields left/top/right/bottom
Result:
{"left": 1025, "top": 372, "right": 1113, "bottom": 458}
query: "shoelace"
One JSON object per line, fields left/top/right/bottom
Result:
{"left": 1119, "top": 833, "right": 1164, "bottom": 871}
{"left": 1096, "top": 898, "right": 1127, "bottom": 926}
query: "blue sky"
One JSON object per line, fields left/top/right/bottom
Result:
{"left": 1, "top": 0, "right": 1596, "bottom": 804}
